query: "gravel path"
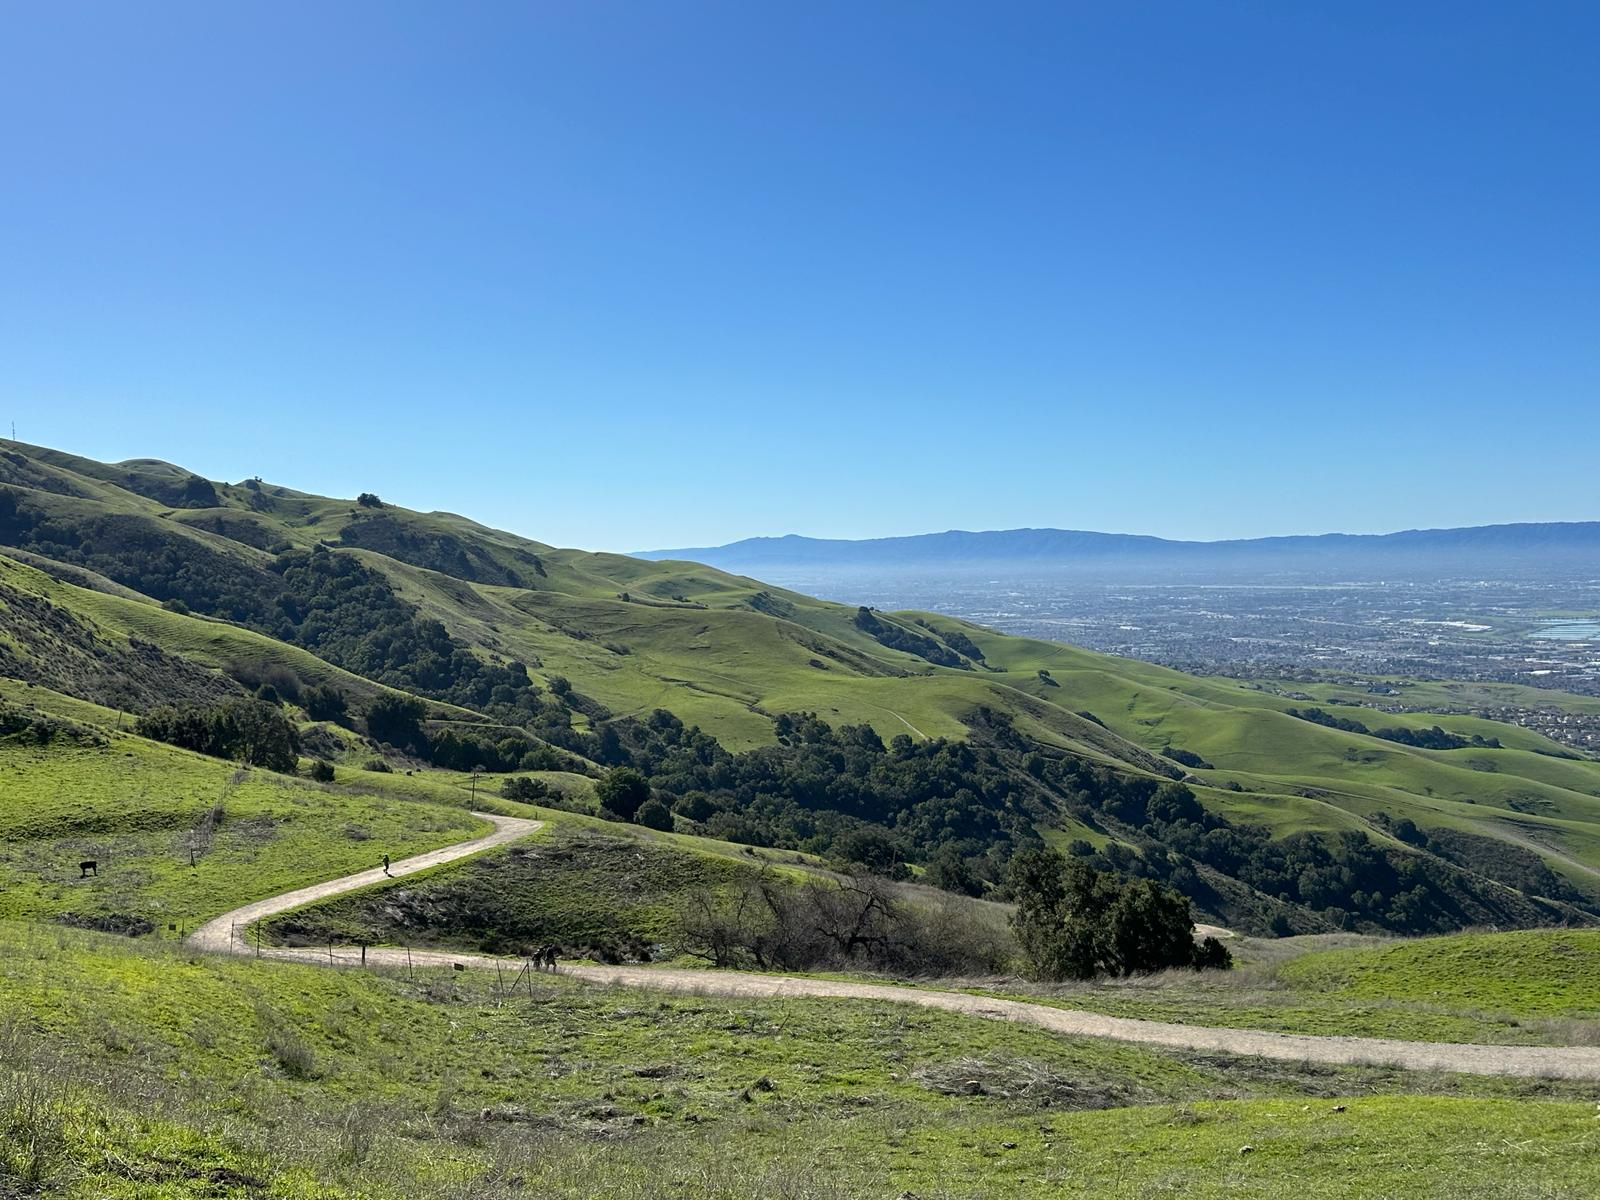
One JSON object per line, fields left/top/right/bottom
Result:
{"left": 189, "top": 814, "right": 1600, "bottom": 1082}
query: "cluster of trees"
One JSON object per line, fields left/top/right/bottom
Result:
{"left": 135, "top": 698, "right": 300, "bottom": 771}
{"left": 912, "top": 619, "right": 987, "bottom": 663}
{"left": 1007, "top": 848, "right": 1230, "bottom": 979}
{"left": 1372, "top": 813, "right": 1580, "bottom": 902}
{"left": 1288, "top": 707, "right": 1500, "bottom": 750}
{"left": 501, "top": 776, "right": 550, "bottom": 802}
{"left": 269, "top": 548, "right": 540, "bottom": 711}
{"left": 1160, "top": 746, "right": 1213, "bottom": 769}
{"left": 362, "top": 694, "right": 570, "bottom": 773}
{"left": 853, "top": 607, "right": 969, "bottom": 668}
{"left": 0, "top": 701, "right": 100, "bottom": 747}
{"left": 573, "top": 708, "right": 1036, "bottom": 879}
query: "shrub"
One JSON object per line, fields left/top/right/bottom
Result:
{"left": 501, "top": 776, "right": 549, "bottom": 802}
{"left": 635, "top": 798, "right": 674, "bottom": 831}
{"left": 308, "top": 760, "right": 335, "bottom": 783}
{"left": 1193, "top": 935, "right": 1233, "bottom": 970}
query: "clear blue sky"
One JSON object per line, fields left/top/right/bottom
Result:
{"left": 2, "top": 3, "right": 1596, "bottom": 551}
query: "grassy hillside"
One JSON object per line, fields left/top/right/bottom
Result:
{"left": 1280, "top": 929, "right": 1600, "bottom": 1017}
{"left": 0, "top": 688, "right": 484, "bottom": 929}
{"left": 3, "top": 440, "right": 1600, "bottom": 936}
{"left": 3, "top": 922, "right": 1598, "bottom": 1199}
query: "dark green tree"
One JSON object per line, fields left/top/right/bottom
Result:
{"left": 925, "top": 846, "right": 984, "bottom": 897}
{"left": 301, "top": 684, "right": 348, "bottom": 723}
{"left": 596, "top": 767, "right": 650, "bottom": 821}
{"left": 1008, "top": 849, "right": 1210, "bottom": 980}
{"left": 365, "top": 694, "right": 427, "bottom": 751}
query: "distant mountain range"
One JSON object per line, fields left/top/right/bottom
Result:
{"left": 640, "top": 522, "right": 1600, "bottom": 577}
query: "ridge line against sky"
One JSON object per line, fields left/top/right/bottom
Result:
{"left": 3, "top": 2, "right": 1597, "bottom": 550}
{"left": 637, "top": 519, "right": 1600, "bottom": 558}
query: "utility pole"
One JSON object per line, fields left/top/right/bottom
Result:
{"left": 470, "top": 766, "right": 482, "bottom": 805}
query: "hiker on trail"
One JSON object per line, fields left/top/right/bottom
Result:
{"left": 382, "top": 853, "right": 391, "bottom": 876}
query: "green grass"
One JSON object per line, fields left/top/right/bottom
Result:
{"left": 3, "top": 921, "right": 1599, "bottom": 1198}
{"left": 900, "top": 929, "right": 1600, "bottom": 1048}
{"left": 1282, "top": 929, "right": 1600, "bottom": 1017}
{"left": 0, "top": 729, "right": 483, "bottom": 928}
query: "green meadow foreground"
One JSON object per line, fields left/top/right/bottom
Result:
{"left": 5, "top": 920, "right": 1600, "bottom": 1200}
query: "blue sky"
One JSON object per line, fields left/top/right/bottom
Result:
{"left": 2, "top": 3, "right": 1596, "bottom": 551}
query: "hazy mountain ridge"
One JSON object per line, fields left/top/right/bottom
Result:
{"left": 641, "top": 521, "right": 1600, "bottom": 574}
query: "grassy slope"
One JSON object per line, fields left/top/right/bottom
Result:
{"left": 3, "top": 923, "right": 1598, "bottom": 1199}
{"left": 932, "top": 616, "right": 1600, "bottom": 879}
{"left": 0, "top": 715, "right": 484, "bottom": 928}
{"left": 259, "top": 819, "right": 750, "bottom": 953}
{"left": 1281, "top": 929, "right": 1600, "bottom": 1017}
{"left": 0, "top": 554, "right": 481, "bottom": 720}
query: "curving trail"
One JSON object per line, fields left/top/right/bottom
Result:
{"left": 188, "top": 812, "right": 544, "bottom": 954}
{"left": 190, "top": 814, "right": 1600, "bottom": 1082}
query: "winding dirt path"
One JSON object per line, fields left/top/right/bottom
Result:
{"left": 190, "top": 814, "right": 1600, "bottom": 1082}
{"left": 188, "top": 812, "right": 544, "bottom": 953}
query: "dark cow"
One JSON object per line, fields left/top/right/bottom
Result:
{"left": 78, "top": 860, "right": 98, "bottom": 878}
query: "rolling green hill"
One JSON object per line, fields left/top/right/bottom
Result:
{"left": 3, "top": 439, "right": 1600, "bottom": 937}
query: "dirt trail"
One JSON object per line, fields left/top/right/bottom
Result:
{"left": 190, "top": 815, "right": 1600, "bottom": 1082}
{"left": 187, "top": 812, "right": 543, "bottom": 953}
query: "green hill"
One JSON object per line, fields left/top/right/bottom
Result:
{"left": 3, "top": 439, "right": 1600, "bottom": 937}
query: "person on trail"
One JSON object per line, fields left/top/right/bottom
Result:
{"left": 382, "top": 853, "right": 391, "bottom": 876}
